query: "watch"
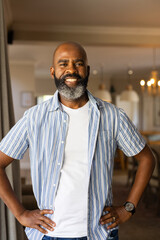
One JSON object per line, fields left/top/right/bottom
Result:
{"left": 123, "top": 201, "right": 136, "bottom": 215}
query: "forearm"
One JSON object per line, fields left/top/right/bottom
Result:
{"left": 0, "top": 167, "right": 26, "bottom": 219}
{"left": 101, "top": 145, "right": 155, "bottom": 229}
{"left": 126, "top": 145, "right": 155, "bottom": 207}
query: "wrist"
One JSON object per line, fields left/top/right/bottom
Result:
{"left": 15, "top": 206, "right": 27, "bottom": 220}
{"left": 123, "top": 201, "right": 136, "bottom": 215}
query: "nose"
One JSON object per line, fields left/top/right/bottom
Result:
{"left": 65, "top": 63, "right": 77, "bottom": 74}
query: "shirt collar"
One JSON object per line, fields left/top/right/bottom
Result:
{"left": 48, "top": 90, "right": 62, "bottom": 112}
{"left": 87, "top": 90, "right": 103, "bottom": 111}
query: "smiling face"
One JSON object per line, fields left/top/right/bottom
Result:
{"left": 50, "top": 42, "right": 90, "bottom": 101}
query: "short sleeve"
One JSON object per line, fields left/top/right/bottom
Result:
{"left": 116, "top": 109, "right": 146, "bottom": 156}
{"left": 0, "top": 112, "right": 29, "bottom": 160}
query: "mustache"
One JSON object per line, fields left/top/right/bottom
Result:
{"left": 60, "top": 73, "right": 81, "bottom": 82}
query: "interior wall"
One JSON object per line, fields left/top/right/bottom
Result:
{"left": 10, "top": 62, "right": 35, "bottom": 122}
{"left": 35, "top": 76, "right": 56, "bottom": 96}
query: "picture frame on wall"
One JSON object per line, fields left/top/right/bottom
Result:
{"left": 21, "top": 91, "right": 35, "bottom": 108}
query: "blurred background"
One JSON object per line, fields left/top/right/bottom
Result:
{"left": 3, "top": 0, "right": 160, "bottom": 239}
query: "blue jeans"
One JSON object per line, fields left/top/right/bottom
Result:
{"left": 108, "top": 230, "right": 119, "bottom": 240}
{"left": 42, "top": 230, "right": 118, "bottom": 240}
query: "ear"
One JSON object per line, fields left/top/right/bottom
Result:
{"left": 50, "top": 67, "right": 55, "bottom": 79}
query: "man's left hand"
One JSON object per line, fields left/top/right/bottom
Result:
{"left": 100, "top": 206, "right": 132, "bottom": 229}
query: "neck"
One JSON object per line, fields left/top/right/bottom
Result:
{"left": 59, "top": 92, "right": 89, "bottom": 109}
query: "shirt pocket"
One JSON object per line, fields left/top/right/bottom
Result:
{"left": 97, "top": 130, "right": 117, "bottom": 162}
{"left": 98, "top": 130, "right": 116, "bottom": 143}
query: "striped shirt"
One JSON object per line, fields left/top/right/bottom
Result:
{"left": 0, "top": 90, "right": 145, "bottom": 240}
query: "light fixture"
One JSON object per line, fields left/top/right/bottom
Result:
{"left": 120, "top": 69, "right": 139, "bottom": 102}
{"left": 94, "top": 66, "right": 112, "bottom": 102}
{"left": 120, "top": 84, "right": 139, "bottom": 102}
{"left": 140, "top": 49, "right": 160, "bottom": 95}
{"left": 94, "top": 83, "right": 112, "bottom": 102}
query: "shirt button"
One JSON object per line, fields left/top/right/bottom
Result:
{"left": 53, "top": 184, "right": 56, "bottom": 187}
{"left": 61, "top": 141, "right": 64, "bottom": 144}
{"left": 58, "top": 162, "right": 60, "bottom": 165}
{"left": 64, "top": 120, "right": 66, "bottom": 123}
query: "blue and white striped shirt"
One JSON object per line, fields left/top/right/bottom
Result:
{"left": 0, "top": 90, "right": 145, "bottom": 240}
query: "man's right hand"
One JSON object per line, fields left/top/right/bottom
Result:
{"left": 17, "top": 209, "right": 56, "bottom": 234}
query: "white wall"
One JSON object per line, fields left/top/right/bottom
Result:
{"left": 10, "top": 62, "right": 35, "bottom": 122}
{"left": 35, "top": 76, "right": 56, "bottom": 96}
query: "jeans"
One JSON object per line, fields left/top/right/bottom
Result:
{"left": 108, "top": 230, "right": 119, "bottom": 240}
{"left": 42, "top": 230, "right": 118, "bottom": 240}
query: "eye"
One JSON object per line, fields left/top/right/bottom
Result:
{"left": 75, "top": 62, "right": 84, "bottom": 67}
{"left": 59, "top": 63, "right": 67, "bottom": 67}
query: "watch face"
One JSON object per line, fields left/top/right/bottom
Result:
{"left": 125, "top": 202, "right": 134, "bottom": 211}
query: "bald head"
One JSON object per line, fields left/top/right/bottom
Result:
{"left": 50, "top": 41, "right": 90, "bottom": 102}
{"left": 53, "top": 42, "right": 88, "bottom": 66}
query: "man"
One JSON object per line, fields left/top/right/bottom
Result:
{"left": 0, "top": 42, "right": 155, "bottom": 240}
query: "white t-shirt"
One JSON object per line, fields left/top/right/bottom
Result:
{"left": 47, "top": 101, "right": 89, "bottom": 237}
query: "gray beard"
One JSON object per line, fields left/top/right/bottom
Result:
{"left": 57, "top": 84, "right": 86, "bottom": 100}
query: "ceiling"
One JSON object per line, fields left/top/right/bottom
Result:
{"left": 4, "top": 0, "right": 160, "bottom": 83}
{"left": 6, "top": 0, "right": 160, "bottom": 28}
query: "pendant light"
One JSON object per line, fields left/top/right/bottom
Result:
{"left": 120, "top": 69, "right": 139, "bottom": 102}
{"left": 94, "top": 83, "right": 112, "bottom": 102}
{"left": 94, "top": 66, "right": 112, "bottom": 102}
